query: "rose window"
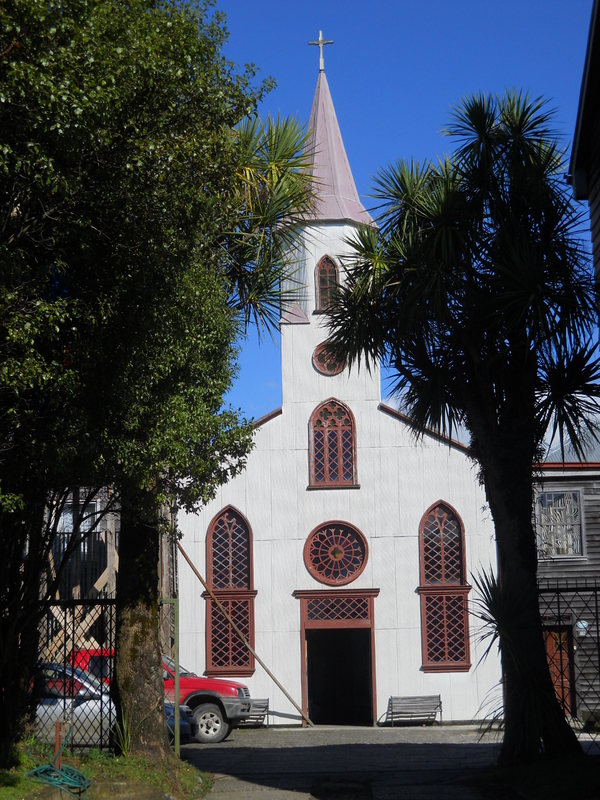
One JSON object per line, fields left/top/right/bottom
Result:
{"left": 304, "top": 522, "right": 368, "bottom": 586}
{"left": 312, "top": 343, "right": 346, "bottom": 376}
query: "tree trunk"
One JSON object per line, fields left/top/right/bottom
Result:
{"left": 482, "top": 453, "right": 582, "bottom": 765}
{"left": 114, "top": 485, "right": 170, "bottom": 760}
{"left": 0, "top": 491, "right": 46, "bottom": 768}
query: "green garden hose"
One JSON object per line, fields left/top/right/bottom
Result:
{"left": 27, "top": 725, "right": 91, "bottom": 797}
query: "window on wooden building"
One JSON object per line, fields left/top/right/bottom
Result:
{"left": 51, "top": 497, "right": 105, "bottom": 599}
{"left": 309, "top": 399, "right": 357, "bottom": 487}
{"left": 418, "top": 502, "right": 471, "bottom": 672}
{"left": 206, "top": 507, "right": 256, "bottom": 676}
{"left": 535, "top": 490, "right": 583, "bottom": 558}
{"left": 315, "top": 255, "right": 339, "bottom": 311}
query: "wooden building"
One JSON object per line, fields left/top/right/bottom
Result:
{"left": 41, "top": 489, "right": 178, "bottom": 664}
{"left": 177, "top": 56, "right": 502, "bottom": 725}
{"left": 534, "top": 459, "right": 600, "bottom": 723}
{"left": 571, "top": 0, "right": 600, "bottom": 277}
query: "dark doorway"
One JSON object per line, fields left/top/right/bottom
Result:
{"left": 306, "top": 628, "right": 372, "bottom": 725}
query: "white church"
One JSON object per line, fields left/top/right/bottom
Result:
{"left": 178, "top": 45, "right": 501, "bottom": 727}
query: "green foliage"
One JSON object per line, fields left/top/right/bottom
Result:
{"left": 328, "top": 91, "right": 599, "bottom": 460}
{"left": 0, "top": 744, "right": 211, "bottom": 799}
{"left": 0, "top": 0, "right": 262, "bottom": 508}
{"left": 0, "top": 0, "right": 313, "bottom": 509}
{"left": 112, "top": 708, "right": 133, "bottom": 758}
{"left": 327, "top": 91, "right": 593, "bottom": 763}
{"left": 0, "top": 0, "right": 313, "bottom": 768}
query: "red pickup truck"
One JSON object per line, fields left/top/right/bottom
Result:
{"left": 71, "top": 649, "right": 252, "bottom": 743}
{"left": 162, "top": 655, "right": 252, "bottom": 742}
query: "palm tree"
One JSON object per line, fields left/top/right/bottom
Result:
{"left": 326, "top": 91, "right": 600, "bottom": 765}
{"left": 227, "top": 114, "right": 314, "bottom": 334}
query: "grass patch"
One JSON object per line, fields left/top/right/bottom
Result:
{"left": 0, "top": 741, "right": 212, "bottom": 800}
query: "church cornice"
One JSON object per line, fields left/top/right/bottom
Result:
{"left": 377, "top": 403, "right": 471, "bottom": 454}
{"left": 252, "top": 407, "right": 282, "bottom": 429}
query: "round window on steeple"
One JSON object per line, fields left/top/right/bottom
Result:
{"left": 312, "top": 342, "right": 346, "bottom": 376}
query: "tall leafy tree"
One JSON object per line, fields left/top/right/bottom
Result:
{"left": 326, "top": 92, "right": 599, "bottom": 765}
{"left": 0, "top": 0, "right": 312, "bottom": 764}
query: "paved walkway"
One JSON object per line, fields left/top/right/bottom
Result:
{"left": 182, "top": 724, "right": 504, "bottom": 800}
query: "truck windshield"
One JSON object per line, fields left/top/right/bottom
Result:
{"left": 162, "top": 655, "right": 196, "bottom": 677}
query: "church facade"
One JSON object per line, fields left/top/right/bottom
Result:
{"left": 177, "top": 59, "right": 501, "bottom": 726}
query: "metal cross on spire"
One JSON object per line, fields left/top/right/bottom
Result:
{"left": 308, "top": 30, "right": 333, "bottom": 72}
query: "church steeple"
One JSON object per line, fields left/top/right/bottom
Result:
{"left": 305, "top": 38, "right": 373, "bottom": 226}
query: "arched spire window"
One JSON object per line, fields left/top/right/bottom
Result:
{"left": 417, "top": 502, "right": 471, "bottom": 672}
{"left": 309, "top": 399, "right": 357, "bottom": 487}
{"left": 315, "top": 255, "right": 339, "bottom": 311}
{"left": 205, "top": 507, "right": 256, "bottom": 676}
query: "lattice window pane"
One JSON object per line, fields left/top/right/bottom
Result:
{"left": 211, "top": 511, "right": 250, "bottom": 589}
{"left": 424, "top": 593, "right": 467, "bottom": 664}
{"left": 313, "top": 431, "right": 326, "bottom": 482}
{"left": 419, "top": 503, "right": 469, "bottom": 671}
{"left": 317, "top": 256, "right": 338, "bottom": 310}
{"left": 207, "top": 508, "right": 255, "bottom": 674}
{"left": 341, "top": 430, "right": 353, "bottom": 481}
{"left": 307, "top": 595, "right": 369, "bottom": 621}
{"left": 310, "top": 400, "right": 355, "bottom": 486}
{"left": 328, "top": 430, "right": 339, "bottom": 481}
{"left": 422, "top": 506, "right": 463, "bottom": 585}
{"left": 209, "top": 599, "right": 251, "bottom": 669}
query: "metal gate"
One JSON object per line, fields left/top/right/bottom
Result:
{"left": 538, "top": 579, "right": 600, "bottom": 743}
{"left": 37, "top": 599, "right": 116, "bottom": 751}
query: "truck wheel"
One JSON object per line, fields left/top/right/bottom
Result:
{"left": 193, "top": 703, "right": 231, "bottom": 743}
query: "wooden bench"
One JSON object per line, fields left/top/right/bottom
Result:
{"left": 238, "top": 698, "right": 269, "bottom": 727}
{"left": 379, "top": 695, "right": 442, "bottom": 726}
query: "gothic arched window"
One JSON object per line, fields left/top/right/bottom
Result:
{"left": 309, "top": 399, "right": 357, "bottom": 487}
{"left": 315, "top": 255, "right": 339, "bottom": 311}
{"left": 205, "top": 507, "right": 256, "bottom": 676}
{"left": 418, "top": 502, "right": 471, "bottom": 672}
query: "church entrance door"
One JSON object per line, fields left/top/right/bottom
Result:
{"left": 306, "top": 628, "right": 371, "bottom": 724}
{"left": 293, "top": 589, "right": 379, "bottom": 726}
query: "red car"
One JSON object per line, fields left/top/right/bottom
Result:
{"left": 70, "top": 649, "right": 252, "bottom": 743}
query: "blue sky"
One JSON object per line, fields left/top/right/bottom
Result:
{"left": 217, "top": 0, "right": 594, "bottom": 420}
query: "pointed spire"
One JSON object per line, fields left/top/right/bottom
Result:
{"left": 305, "top": 59, "right": 373, "bottom": 226}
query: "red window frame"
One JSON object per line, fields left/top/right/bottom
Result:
{"left": 315, "top": 255, "right": 339, "bottom": 311}
{"left": 417, "top": 501, "right": 471, "bottom": 672}
{"left": 309, "top": 399, "right": 357, "bottom": 488}
{"left": 312, "top": 342, "right": 346, "bottom": 376}
{"left": 205, "top": 506, "right": 256, "bottom": 676}
{"left": 303, "top": 521, "right": 368, "bottom": 586}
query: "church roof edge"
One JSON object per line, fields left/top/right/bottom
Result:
{"left": 252, "top": 407, "right": 283, "bottom": 429}
{"left": 377, "top": 403, "right": 471, "bottom": 453}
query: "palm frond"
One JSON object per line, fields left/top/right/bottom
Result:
{"left": 536, "top": 338, "right": 600, "bottom": 460}
{"left": 226, "top": 114, "right": 315, "bottom": 336}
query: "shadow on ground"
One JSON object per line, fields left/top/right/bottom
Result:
{"left": 182, "top": 727, "right": 600, "bottom": 800}
{"left": 182, "top": 735, "right": 502, "bottom": 799}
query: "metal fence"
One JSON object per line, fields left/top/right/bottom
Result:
{"left": 35, "top": 584, "right": 600, "bottom": 751}
{"left": 538, "top": 579, "right": 600, "bottom": 745}
{"left": 36, "top": 599, "right": 116, "bottom": 751}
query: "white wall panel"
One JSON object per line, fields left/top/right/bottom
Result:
{"left": 176, "top": 216, "right": 501, "bottom": 722}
